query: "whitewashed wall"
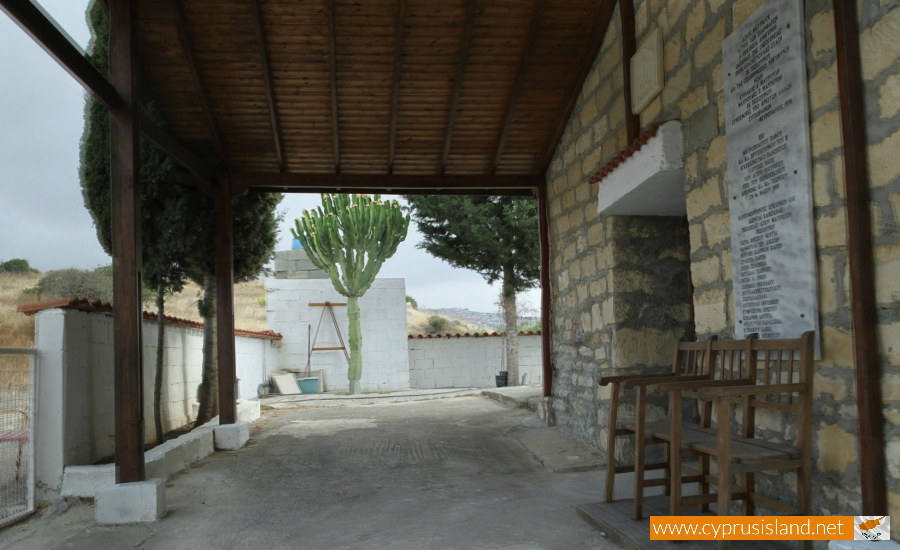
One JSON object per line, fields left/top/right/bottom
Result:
{"left": 266, "top": 278, "right": 410, "bottom": 392}
{"left": 33, "top": 308, "right": 278, "bottom": 499}
{"left": 407, "top": 334, "right": 542, "bottom": 389}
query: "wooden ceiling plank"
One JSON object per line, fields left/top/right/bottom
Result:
{"left": 388, "top": 0, "right": 406, "bottom": 173}
{"left": 540, "top": 0, "right": 616, "bottom": 171}
{"left": 327, "top": 0, "right": 341, "bottom": 173}
{"left": 237, "top": 172, "right": 544, "bottom": 194}
{"left": 172, "top": 0, "right": 229, "bottom": 167}
{"left": 249, "top": 0, "right": 284, "bottom": 172}
{"left": 439, "top": 0, "right": 477, "bottom": 174}
{"left": 492, "top": 0, "right": 545, "bottom": 174}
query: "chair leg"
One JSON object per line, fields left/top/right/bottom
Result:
{"left": 741, "top": 472, "right": 755, "bottom": 515}
{"left": 663, "top": 442, "right": 671, "bottom": 496}
{"left": 670, "top": 390, "right": 683, "bottom": 516}
{"left": 633, "top": 386, "right": 647, "bottom": 520}
{"left": 604, "top": 383, "right": 620, "bottom": 503}
{"left": 699, "top": 454, "right": 710, "bottom": 512}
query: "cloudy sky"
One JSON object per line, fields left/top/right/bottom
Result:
{"left": 0, "top": 0, "right": 539, "bottom": 312}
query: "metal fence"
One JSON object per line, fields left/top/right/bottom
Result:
{"left": 0, "top": 349, "right": 35, "bottom": 526}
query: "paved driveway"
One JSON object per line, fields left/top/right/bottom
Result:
{"left": 0, "top": 396, "right": 619, "bottom": 550}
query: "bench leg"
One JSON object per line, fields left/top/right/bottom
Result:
{"left": 716, "top": 400, "right": 733, "bottom": 518}
{"left": 604, "top": 383, "right": 620, "bottom": 503}
{"left": 633, "top": 386, "right": 647, "bottom": 520}
{"left": 741, "top": 472, "right": 755, "bottom": 515}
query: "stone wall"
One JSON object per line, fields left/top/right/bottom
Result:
{"left": 408, "top": 334, "right": 542, "bottom": 389}
{"left": 544, "top": 0, "right": 900, "bottom": 529}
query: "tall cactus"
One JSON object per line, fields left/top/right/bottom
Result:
{"left": 291, "top": 194, "right": 410, "bottom": 394}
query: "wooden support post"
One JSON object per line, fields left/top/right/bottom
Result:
{"left": 833, "top": 0, "right": 887, "bottom": 515}
{"left": 216, "top": 174, "right": 237, "bottom": 425}
{"left": 109, "top": 0, "right": 144, "bottom": 484}
{"left": 537, "top": 184, "right": 553, "bottom": 398}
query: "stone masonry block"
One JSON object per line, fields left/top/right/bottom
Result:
{"left": 96, "top": 478, "right": 166, "bottom": 524}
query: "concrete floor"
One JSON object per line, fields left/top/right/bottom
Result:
{"left": 0, "top": 396, "right": 622, "bottom": 550}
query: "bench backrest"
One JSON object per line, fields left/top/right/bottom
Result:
{"left": 674, "top": 336, "right": 718, "bottom": 378}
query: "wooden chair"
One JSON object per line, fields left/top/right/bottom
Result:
{"left": 599, "top": 336, "right": 719, "bottom": 520}
{"left": 652, "top": 334, "right": 760, "bottom": 516}
{"left": 680, "top": 331, "right": 815, "bottom": 550}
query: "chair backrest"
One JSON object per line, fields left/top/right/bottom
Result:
{"left": 710, "top": 333, "right": 759, "bottom": 381}
{"left": 674, "top": 335, "right": 718, "bottom": 378}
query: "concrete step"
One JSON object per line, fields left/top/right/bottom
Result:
{"left": 483, "top": 385, "right": 543, "bottom": 412}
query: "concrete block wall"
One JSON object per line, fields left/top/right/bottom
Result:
{"left": 266, "top": 278, "right": 410, "bottom": 392}
{"left": 33, "top": 308, "right": 278, "bottom": 501}
{"left": 272, "top": 249, "right": 329, "bottom": 280}
{"left": 408, "top": 334, "right": 542, "bottom": 389}
{"left": 544, "top": 0, "right": 900, "bottom": 530}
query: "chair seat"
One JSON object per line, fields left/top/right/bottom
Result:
{"left": 690, "top": 436, "right": 802, "bottom": 463}
{"left": 624, "top": 421, "right": 717, "bottom": 449}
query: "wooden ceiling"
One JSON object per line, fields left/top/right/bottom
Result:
{"left": 137, "top": 0, "right": 612, "bottom": 177}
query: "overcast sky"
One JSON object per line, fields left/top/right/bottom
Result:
{"left": 0, "top": 1, "right": 539, "bottom": 313}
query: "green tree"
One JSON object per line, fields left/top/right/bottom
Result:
{"left": 292, "top": 194, "right": 409, "bottom": 394}
{"left": 404, "top": 196, "right": 539, "bottom": 386}
{"left": 0, "top": 259, "right": 38, "bottom": 274}
{"left": 80, "top": 1, "right": 282, "bottom": 431}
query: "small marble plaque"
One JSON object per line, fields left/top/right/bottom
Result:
{"left": 631, "top": 29, "right": 663, "bottom": 114}
{"left": 723, "top": 0, "right": 820, "bottom": 355}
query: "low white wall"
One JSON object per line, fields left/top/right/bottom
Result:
{"left": 408, "top": 334, "right": 542, "bottom": 389}
{"left": 266, "top": 278, "right": 410, "bottom": 392}
{"left": 33, "top": 308, "right": 277, "bottom": 501}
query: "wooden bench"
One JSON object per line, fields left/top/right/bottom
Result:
{"left": 599, "top": 336, "right": 719, "bottom": 520}
{"left": 692, "top": 331, "right": 815, "bottom": 550}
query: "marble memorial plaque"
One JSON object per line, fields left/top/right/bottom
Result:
{"left": 723, "top": 0, "right": 820, "bottom": 354}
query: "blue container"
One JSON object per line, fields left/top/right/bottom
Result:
{"left": 291, "top": 238, "right": 304, "bottom": 250}
{"left": 298, "top": 377, "right": 318, "bottom": 394}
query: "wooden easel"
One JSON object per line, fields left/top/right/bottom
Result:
{"left": 305, "top": 301, "right": 350, "bottom": 375}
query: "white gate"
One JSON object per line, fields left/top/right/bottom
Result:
{"left": 0, "top": 349, "right": 35, "bottom": 525}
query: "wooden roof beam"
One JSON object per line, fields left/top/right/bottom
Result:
{"left": 0, "top": 0, "right": 213, "bottom": 185}
{"left": 440, "top": 0, "right": 477, "bottom": 174}
{"left": 249, "top": 0, "right": 284, "bottom": 172}
{"left": 234, "top": 173, "right": 544, "bottom": 196}
{"left": 387, "top": 0, "right": 406, "bottom": 174}
{"left": 172, "top": 0, "right": 229, "bottom": 168}
{"left": 492, "top": 0, "right": 546, "bottom": 174}
{"left": 0, "top": 0, "right": 120, "bottom": 111}
{"left": 327, "top": 0, "right": 340, "bottom": 173}
{"left": 542, "top": 0, "right": 617, "bottom": 171}
{"left": 620, "top": 0, "right": 641, "bottom": 142}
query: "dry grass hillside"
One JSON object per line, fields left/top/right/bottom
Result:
{"left": 0, "top": 272, "right": 42, "bottom": 348}
{"left": 163, "top": 280, "right": 268, "bottom": 332}
{"left": 406, "top": 305, "right": 486, "bottom": 335}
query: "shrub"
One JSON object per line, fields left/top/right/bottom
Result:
{"left": 0, "top": 259, "right": 37, "bottom": 274}
{"left": 257, "top": 296, "right": 267, "bottom": 307}
{"left": 425, "top": 315, "right": 448, "bottom": 334}
{"left": 405, "top": 295, "right": 418, "bottom": 309}
{"left": 33, "top": 266, "right": 114, "bottom": 303}
{"left": 517, "top": 319, "right": 541, "bottom": 332}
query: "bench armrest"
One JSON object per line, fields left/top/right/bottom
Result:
{"left": 623, "top": 374, "right": 708, "bottom": 389}
{"left": 653, "top": 378, "right": 753, "bottom": 393}
{"left": 598, "top": 372, "right": 677, "bottom": 386}
{"left": 698, "top": 383, "right": 807, "bottom": 401}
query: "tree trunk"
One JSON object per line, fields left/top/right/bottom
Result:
{"left": 154, "top": 281, "right": 165, "bottom": 446}
{"left": 194, "top": 276, "right": 219, "bottom": 427}
{"left": 502, "top": 269, "right": 520, "bottom": 386}
{"left": 347, "top": 294, "right": 362, "bottom": 394}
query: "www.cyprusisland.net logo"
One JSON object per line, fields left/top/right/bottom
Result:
{"left": 854, "top": 516, "right": 890, "bottom": 541}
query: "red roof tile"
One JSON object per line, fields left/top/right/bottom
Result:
{"left": 587, "top": 121, "right": 675, "bottom": 185}
{"left": 408, "top": 330, "right": 541, "bottom": 339}
{"left": 17, "top": 298, "right": 282, "bottom": 340}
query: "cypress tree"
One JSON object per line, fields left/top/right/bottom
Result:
{"left": 80, "top": 0, "right": 282, "bottom": 434}
{"left": 404, "top": 196, "right": 540, "bottom": 386}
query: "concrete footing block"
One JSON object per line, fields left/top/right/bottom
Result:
{"left": 214, "top": 421, "right": 250, "bottom": 450}
{"left": 237, "top": 400, "right": 261, "bottom": 423}
{"left": 60, "top": 464, "right": 115, "bottom": 498}
{"left": 95, "top": 478, "right": 166, "bottom": 524}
